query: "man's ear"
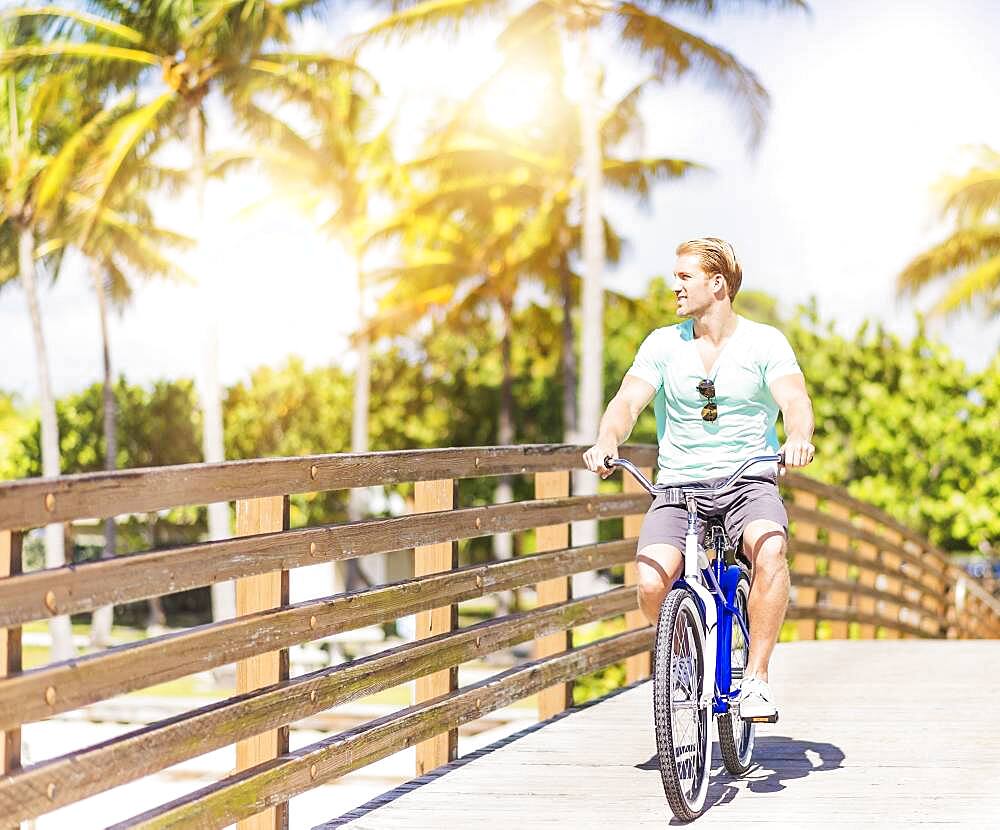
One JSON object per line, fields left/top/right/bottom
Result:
{"left": 712, "top": 273, "right": 726, "bottom": 294}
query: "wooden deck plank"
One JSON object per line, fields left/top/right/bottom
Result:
{"left": 319, "top": 640, "right": 1000, "bottom": 829}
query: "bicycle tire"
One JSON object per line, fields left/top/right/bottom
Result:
{"left": 653, "top": 588, "right": 712, "bottom": 821}
{"left": 718, "top": 565, "right": 755, "bottom": 775}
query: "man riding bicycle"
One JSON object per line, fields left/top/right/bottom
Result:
{"left": 583, "top": 237, "right": 815, "bottom": 720}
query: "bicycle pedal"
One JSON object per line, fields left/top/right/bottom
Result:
{"left": 742, "top": 714, "right": 779, "bottom": 724}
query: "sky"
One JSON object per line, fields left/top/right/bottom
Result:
{"left": 2, "top": 0, "right": 999, "bottom": 404}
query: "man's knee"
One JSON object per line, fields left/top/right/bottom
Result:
{"left": 744, "top": 522, "right": 788, "bottom": 572}
{"left": 636, "top": 571, "right": 668, "bottom": 605}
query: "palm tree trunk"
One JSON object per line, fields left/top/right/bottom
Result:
{"left": 90, "top": 261, "right": 115, "bottom": 647}
{"left": 494, "top": 297, "right": 515, "bottom": 614}
{"left": 560, "top": 257, "right": 577, "bottom": 442}
{"left": 18, "top": 225, "right": 75, "bottom": 661}
{"left": 574, "top": 24, "right": 605, "bottom": 549}
{"left": 189, "top": 105, "right": 235, "bottom": 623}
{"left": 347, "top": 259, "right": 374, "bottom": 591}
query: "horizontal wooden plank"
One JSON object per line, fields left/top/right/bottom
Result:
{"left": 785, "top": 605, "right": 928, "bottom": 638}
{"left": 0, "top": 492, "right": 650, "bottom": 628}
{"left": 791, "top": 574, "right": 943, "bottom": 634}
{"left": 0, "top": 588, "right": 637, "bottom": 825}
{"left": 0, "top": 444, "right": 658, "bottom": 530}
{"left": 110, "top": 627, "right": 655, "bottom": 830}
{"left": 790, "top": 539, "right": 945, "bottom": 615}
{"left": 786, "top": 503, "right": 947, "bottom": 589}
{"left": 0, "top": 539, "right": 636, "bottom": 731}
{"left": 783, "top": 474, "right": 953, "bottom": 572}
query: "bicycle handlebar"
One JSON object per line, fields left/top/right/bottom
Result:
{"left": 604, "top": 453, "right": 784, "bottom": 499}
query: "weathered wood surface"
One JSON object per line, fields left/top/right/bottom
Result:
{"left": 533, "top": 470, "right": 572, "bottom": 720}
{"left": 0, "top": 529, "right": 21, "bottom": 830}
{"left": 0, "top": 539, "right": 636, "bottom": 732}
{"left": 0, "top": 493, "right": 649, "bottom": 628}
{"left": 234, "top": 496, "right": 290, "bottom": 830}
{"left": 0, "top": 589, "right": 635, "bottom": 826}
{"left": 323, "top": 640, "right": 1000, "bottom": 829}
{"left": 623, "top": 466, "right": 652, "bottom": 684}
{"left": 0, "top": 444, "right": 659, "bottom": 530}
{"left": 108, "top": 629, "right": 655, "bottom": 829}
{"left": 413, "top": 479, "right": 458, "bottom": 775}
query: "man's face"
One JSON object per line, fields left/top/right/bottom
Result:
{"left": 672, "top": 253, "right": 724, "bottom": 317}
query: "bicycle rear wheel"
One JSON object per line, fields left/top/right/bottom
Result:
{"left": 718, "top": 565, "right": 755, "bottom": 775}
{"left": 653, "top": 588, "right": 712, "bottom": 821}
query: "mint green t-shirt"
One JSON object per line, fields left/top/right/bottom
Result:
{"left": 625, "top": 316, "right": 802, "bottom": 484}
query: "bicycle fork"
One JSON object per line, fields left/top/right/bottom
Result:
{"left": 682, "top": 495, "right": 718, "bottom": 710}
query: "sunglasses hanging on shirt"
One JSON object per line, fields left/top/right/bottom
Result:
{"left": 697, "top": 378, "right": 718, "bottom": 422}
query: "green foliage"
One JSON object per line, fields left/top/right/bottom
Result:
{"left": 786, "top": 303, "right": 1000, "bottom": 552}
{"left": 8, "top": 279, "right": 997, "bottom": 557}
{"left": 17, "top": 378, "right": 201, "bottom": 476}
{"left": 572, "top": 616, "right": 628, "bottom": 705}
{"left": 0, "top": 391, "right": 33, "bottom": 480}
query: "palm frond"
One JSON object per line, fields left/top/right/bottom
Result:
{"left": 0, "top": 6, "right": 145, "bottom": 45}
{"left": 645, "top": 0, "right": 810, "bottom": 14}
{"left": 602, "top": 77, "right": 654, "bottom": 148}
{"left": 897, "top": 224, "right": 1000, "bottom": 296}
{"left": 940, "top": 162, "right": 1000, "bottom": 224}
{"left": 36, "top": 93, "right": 136, "bottom": 216}
{"left": 356, "top": 0, "right": 508, "bottom": 47}
{"left": 614, "top": 3, "right": 769, "bottom": 147}
{"left": 602, "top": 156, "right": 704, "bottom": 207}
{"left": 930, "top": 254, "right": 1000, "bottom": 315}
{"left": 0, "top": 42, "right": 160, "bottom": 71}
{"left": 80, "top": 91, "right": 175, "bottom": 247}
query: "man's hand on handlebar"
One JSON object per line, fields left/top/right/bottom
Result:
{"left": 583, "top": 442, "right": 618, "bottom": 479}
{"left": 779, "top": 436, "right": 815, "bottom": 470}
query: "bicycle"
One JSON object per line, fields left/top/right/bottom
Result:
{"left": 604, "top": 453, "right": 783, "bottom": 822}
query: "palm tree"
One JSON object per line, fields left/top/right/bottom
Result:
{"left": 898, "top": 146, "right": 1000, "bottom": 315}
{"left": 3, "top": 0, "right": 363, "bottom": 619}
{"left": 63, "top": 154, "right": 191, "bottom": 645}
{"left": 223, "top": 67, "right": 396, "bottom": 589}
{"left": 363, "top": 0, "right": 807, "bottom": 545}
{"left": 0, "top": 37, "right": 118, "bottom": 659}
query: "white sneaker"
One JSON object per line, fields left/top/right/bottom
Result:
{"left": 738, "top": 676, "right": 778, "bottom": 719}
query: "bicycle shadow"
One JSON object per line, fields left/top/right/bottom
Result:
{"left": 637, "top": 735, "right": 846, "bottom": 820}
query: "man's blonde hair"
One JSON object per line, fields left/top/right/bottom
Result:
{"left": 676, "top": 237, "right": 742, "bottom": 300}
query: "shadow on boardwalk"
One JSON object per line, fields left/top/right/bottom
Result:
{"left": 638, "top": 735, "right": 846, "bottom": 823}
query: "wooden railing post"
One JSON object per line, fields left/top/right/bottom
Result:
{"left": 624, "top": 466, "right": 652, "bottom": 683}
{"left": 413, "top": 479, "right": 458, "bottom": 775}
{"left": 790, "top": 490, "right": 819, "bottom": 640}
{"left": 879, "top": 527, "right": 905, "bottom": 639}
{"left": 235, "top": 496, "right": 290, "bottom": 830}
{"left": 826, "top": 503, "right": 852, "bottom": 639}
{"left": 1, "top": 529, "right": 22, "bottom": 830}
{"left": 534, "top": 470, "right": 572, "bottom": 720}
{"left": 855, "top": 516, "right": 879, "bottom": 639}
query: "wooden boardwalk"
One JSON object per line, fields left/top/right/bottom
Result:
{"left": 320, "top": 640, "right": 1000, "bottom": 829}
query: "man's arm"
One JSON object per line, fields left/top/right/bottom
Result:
{"left": 583, "top": 375, "right": 657, "bottom": 477}
{"left": 769, "top": 373, "right": 815, "bottom": 468}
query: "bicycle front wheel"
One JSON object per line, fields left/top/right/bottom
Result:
{"left": 653, "top": 588, "right": 712, "bottom": 821}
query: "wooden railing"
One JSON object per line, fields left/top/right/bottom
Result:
{"left": 0, "top": 444, "right": 997, "bottom": 829}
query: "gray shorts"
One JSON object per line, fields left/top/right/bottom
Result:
{"left": 636, "top": 472, "right": 788, "bottom": 557}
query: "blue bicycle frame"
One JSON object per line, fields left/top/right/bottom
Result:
{"left": 606, "top": 453, "right": 781, "bottom": 717}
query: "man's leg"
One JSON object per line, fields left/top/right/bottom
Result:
{"left": 635, "top": 544, "right": 683, "bottom": 626}
{"left": 742, "top": 519, "right": 790, "bottom": 682}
